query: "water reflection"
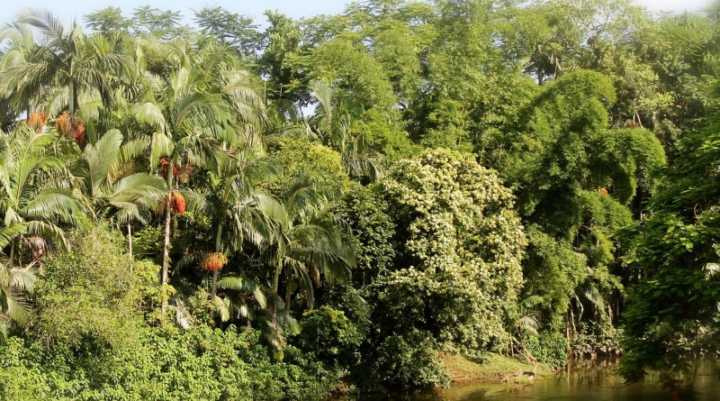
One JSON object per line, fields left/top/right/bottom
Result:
{"left": 361, "top": 361, "right": 719, "bottom": 401}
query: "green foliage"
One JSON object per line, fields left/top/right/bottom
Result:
{"left": 132, "top": 225, "right": 164, "bottom": 260}
{"left": 311, "top": 35, "right": 396, "bottom": 114}
{"left": 363, "top": 330, "right": 448, "bottom": 390}
{"left": 523, "top": 227, "right": 587, "bottom": 329}
{"left": 295, "top": 306, "right": 364, "bottom": 368}
{"left": 620, "top": 210, "right": 720, "bottom": 381}
{"left": 195, "top": 7, "right": 261, "bottom": 57}
{"left": 571, "top": 323, "right": 621, "bottom": 359}
{"left": 308, "top": 32, "right": 417, "bottom": 160}
{"left": 495, "top": 70, "right": 665, "bottom": 356}
{"left": 0, "top": 327, "right": 339, "bottom": 401}
{"left": 85, "top": 7, "right": 132, "bottom": 34}
{"left": 0, "top": 338, "right": 51, "bottom": 401}
{"left": 34, "top": 226, "right": 144, "bottom": 349}
{"left": 0, "top": 127, "right": 82, "bottom": 251}
{"left": 0, "top": 0, "right": 719, "bottom": 393}
{"left": 524, "top": 332, "right": 568, "bottom": 369}
{"left": 619, "top": 113, "right": 720, "bottom": 382}
{"left": 630, "top": 12, "right": 720, "bottom": 153}
{"left": 333, "top": 183, "right": 396, "bottom": 286}
{"left": 264, "top": 135, "right": 349, "bottom": 198}
{"left": 379, "top": 148, "right": 526, "bottom": 350}
{"left": 259, "top": 11, "right": 309, "bottom": 113}
{"left": 0, "top": 262, "right": 36, "bottom": 337}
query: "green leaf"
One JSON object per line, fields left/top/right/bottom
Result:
{"left": 132, "top": 102, "right": 167, "bottom": 132}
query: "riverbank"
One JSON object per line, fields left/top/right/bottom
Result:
{"left": 436, "top": 360, "right": 720, "bottom": 401}
{"left": 440, "top": 353, "right": 552, "bottom": 386}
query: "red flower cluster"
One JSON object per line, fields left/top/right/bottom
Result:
{"left": 55, "top": 112, "right": 86, "bottom": 146}
{"left": 171, "top": 191, "right": 186, "bottom": 215}
{"left": 27, "top": 112, "right": 47, "bottom": 131}
{"left": 201, "top": 252, "right": 228, "bottom": 272}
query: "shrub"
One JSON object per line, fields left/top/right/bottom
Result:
{"left": 264, "top": 135, "right": 350, "bottom": 198}
{"left": 34, "top": 226, "right": 144, "bottom": 350}
{"left": 379, "top": 148, "right": 526, "bottom": 350}
{"left": 362, "top": 330, "right": 448, "bottom": 390}
{"left": 333, "top": 183, "right": 396, "bottom": 286}
{"left": 0, "top": 326, "right": 340, "bottom": 401}
{"left": 524, "top": 332, "right": 568, "bottom": 368}
{"left": 571, "top": 323, "right": 621, "bottom": 359}
{"left": 295, "top": 306, "right": 364, "bottom": 368}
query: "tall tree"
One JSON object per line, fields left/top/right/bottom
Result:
{"left": 130, "top": 38, "right": 265, "bottom": 318}
{"left": 0, "top": 127, "right": 81, "bottom": 262}
{"left": 195, "top": 7, "right": 261, "bottom": 58}
{"left": 74, "top": 129, "right": 166, "bottom": 256}
{"left": 0, "top": 11, "right": 128, "bottom": 116}
{"left": 620, "top": 110, "right": 720, "bottom": 383}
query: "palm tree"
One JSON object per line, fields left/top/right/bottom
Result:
{"left": 0, "top": 260, "right": 36, "bottom": 338}
{"left": 215, "top": 275, "right": 267, "bottom": 323}
{"left": 74, "top": 128, "right": 166, "bottom": 257}
{"left": 0, "top": 211, "right": 37, "bottom": 338}
{"left": 205, "top": 150, "right": 282, "bottom": 297}
{"left": 130, "top": 38, "right": 266, "bottom": 318}
{"left": 0, "top": 126, "right": 82, "bottom": 263}
{"left": 0, "top": 11, "right": 128, "bottom": 116}
{"left": 309, "top": 80, "right": 380, "bottom": 180}
{"left": 269, "top": 177, "right": 356, "bottom": 310}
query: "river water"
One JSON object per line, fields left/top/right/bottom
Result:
{"left": 370, "top": 361, "right": 720, "bottom": 401}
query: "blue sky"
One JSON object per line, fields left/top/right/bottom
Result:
{"left": 0, "top": 0, "right": 712, "bottom": 26}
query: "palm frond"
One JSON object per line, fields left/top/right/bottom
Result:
{"left": 25, "top": 220, "right": 68, "bottom": 249}
{"left": 9, "top": 267, "right": 37, "bottom": 294}
{"left": 120, "top": 137, "right": 151, "bottom": 163}
{"left": 149, "top": 131, "right": 174, "bottom": 168}
{"left": 23, "top": 190, "right": 81, "bottom": 223}
{"left": 133, "top": 102, "right": 167, "bottom": 132}
{"left": 83, "top": 129, "right": 123, "bottom": 195}
{"left": 0, "top": 223, "right": 27, "bottom": 249}
{"left": 17, "top": 10, "right": 66, "bottom": 45}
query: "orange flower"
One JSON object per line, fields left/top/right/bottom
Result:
{"left": 27, "top": 112, "right": 47, "bottom": 131}
{"left": 201, "top": 252, "right": 228, "bottom": 272}
{"left": 72, "top": 119, "right": 86, "bottom": 146}
{"left": 55, "top": 112, "right": 72, "bottom": 136}
{"left": 171, "top": 191, "right": 186, "bottom": 215}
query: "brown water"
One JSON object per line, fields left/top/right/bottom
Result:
{"left": 365, "top": 362, "right": 720, "bottom": 401}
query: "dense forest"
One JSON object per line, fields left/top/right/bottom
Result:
{"left": 0, "top": 0, "right": 719, "bottom": 399}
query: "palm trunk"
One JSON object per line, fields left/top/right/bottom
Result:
{"left": 270, "top": 261, "right": 283, "bottom": 325}
{"left": 160, "top": 168, "right": 174, "bottom": 322}
{"left": 211, "top": 271, "right": 219, "bottom": 298}
{"left": 69, "top": 81, "right": 76, "bottom": 115}
{"left": 9, "top": 240, "right": 16, "bottom": 267}
{"left": 127, "top": 223, "right": 133, "bottom": 259}
{"left": 272, "top": 264, "right": 281, "bottom": 295}
{"left": 211, "top": 221, "right": 224, "bottom": 298}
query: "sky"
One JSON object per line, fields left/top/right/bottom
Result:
{"left": 0, "top": 0, "right": 713, "bottom": 26}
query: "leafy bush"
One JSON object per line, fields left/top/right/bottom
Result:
{"left": 0, "top": 338, "right": 52, "bottom": 401}
{"left": 524, "top": 332, "right": 568, "bottom": 368}
{"left": 333, "top": 183, "right": 396, "bottom": 286}
{"left": 363, "top": 330, "right": 448, "bottom": 390}
{"left": 0, "top": 327, "right": 340, "bottom": 401}
{"left": 34, "top": 226, "right": 145, "bottom": 349}
{"left": 379, "top": 148, "right": 526, "bottom": 350}
{"left": 571, "top": 323, "right": 621, "bottom": 359}
{"left": 132, "top": 225, "right": 164, "bottom": 260}
{"left": 264, "top": 135, "right": 350, "bottom": 197}
{"left": 295, "top": 306, "right": 364, "bottom": 368}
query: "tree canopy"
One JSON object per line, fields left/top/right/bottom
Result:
{"left": 0, "top": 0, "right": 719, "bottom": 398}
